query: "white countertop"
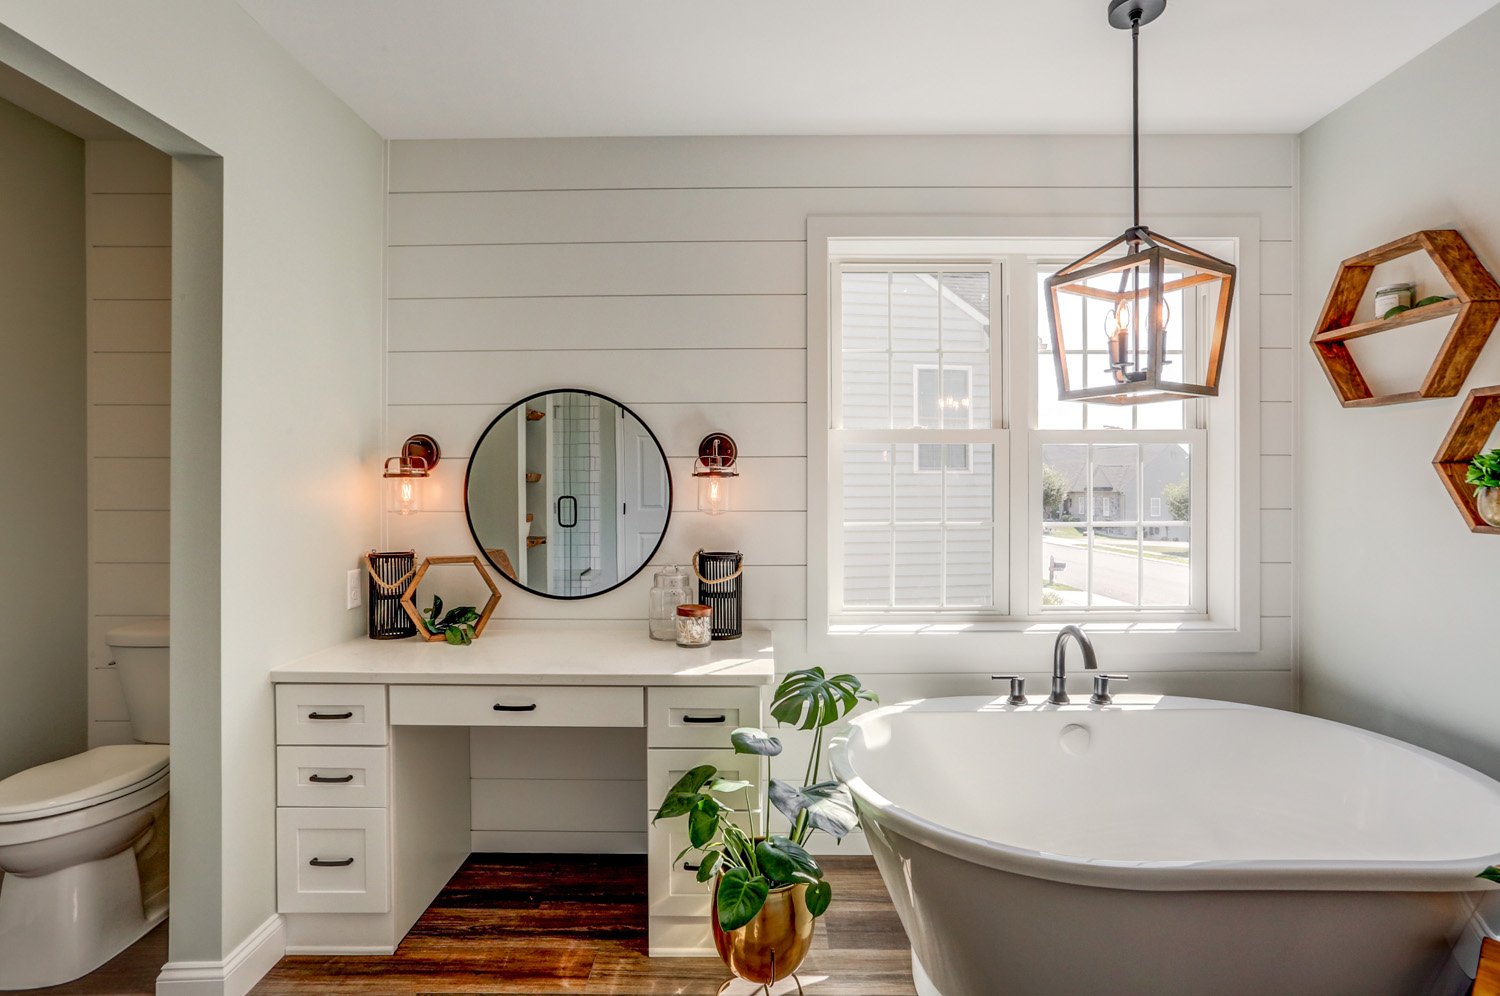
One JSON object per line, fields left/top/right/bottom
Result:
{"left": 272, "top": 621, "right": 776, "bottom": 686}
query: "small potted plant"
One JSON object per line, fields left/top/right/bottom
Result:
{"left": 1467, "top": 449, "right": 1500, "bottom": 528}
{"left": 653, "top": 667, "right": 877, "bottom": 989}
{"left": 419, "top": 595, "right": 481, "bottom": 645}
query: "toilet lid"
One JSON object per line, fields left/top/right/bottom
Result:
{"left": 0, "top": 745, "right": 169, "bottom": 822}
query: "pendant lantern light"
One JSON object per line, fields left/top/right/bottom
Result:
{"left": 1044, "top": 0, "right": 1237, "bottom": 405}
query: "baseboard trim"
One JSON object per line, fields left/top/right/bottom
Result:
{"left": 156, "top": 914, "right": 284, "bottom": 996}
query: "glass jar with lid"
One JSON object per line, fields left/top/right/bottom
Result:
{"left": 675, "top": 604, "right": 713, "bottom": 648}
{"left": 648, "top": 565, "right": 692, "bottom": 641}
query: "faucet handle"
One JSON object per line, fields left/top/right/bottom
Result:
{"left": 1090, "top": 673, "right": 1129, "bottom": 705}
{"left": 991, "top": 675, "right": 1028, "bottom": 706}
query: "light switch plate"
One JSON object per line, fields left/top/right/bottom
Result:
{"left": 346, "top": 569, "right": 362, "bottom": 610}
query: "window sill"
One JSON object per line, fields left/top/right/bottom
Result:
{"left": 809, "top": 616, "right": 1262, "bottom": 670}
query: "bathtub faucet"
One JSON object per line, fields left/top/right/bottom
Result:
{"left": 1048, "top": 625, "right": 1097, "bottom": 705}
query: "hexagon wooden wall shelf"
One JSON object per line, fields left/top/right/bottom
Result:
{"left": 1433, "top": 386, "right": 1500, "bottom": 535}
{"left": 1310, "top": 230, "right": 1500, "bottom": 408}
{"left": 399, "top": 555, "right": 502, "bottom": 641}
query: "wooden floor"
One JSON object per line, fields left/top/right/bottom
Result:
{"left": 251, "top": 854, "right": 913, "bottom": 995}
{"left": 27, "top": 921, "right": 167, "bottom": 995}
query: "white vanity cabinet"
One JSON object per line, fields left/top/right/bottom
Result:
{"left": 271, "top": 622, "right": 774, "bottom": 957}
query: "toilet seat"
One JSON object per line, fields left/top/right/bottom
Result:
{"left": 0, "top": 745, "right": 169, "bottom": 823}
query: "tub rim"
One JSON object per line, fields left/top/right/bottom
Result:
{"left": 829, "top": 694, "right": 1500, "bottom": 893}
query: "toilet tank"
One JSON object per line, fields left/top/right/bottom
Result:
{"left": 107, "top": 619, "right": 170, "bottom": 744}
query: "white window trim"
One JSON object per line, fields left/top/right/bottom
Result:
{"left": 806, "top": 216, "right": 1263, "bottom": 668}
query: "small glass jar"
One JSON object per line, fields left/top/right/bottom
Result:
{"left": 675, "top": 604, "right": 713, "bottom": 647}
{"left": 649, "top": 566, "right": 693, "bottom": 641}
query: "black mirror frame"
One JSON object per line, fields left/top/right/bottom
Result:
{"left": 463, "top": 388, "right": 673, "bottom": 601}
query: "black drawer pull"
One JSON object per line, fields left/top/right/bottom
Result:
{"left": 309, "top": 773, "right": 355, "bottom": 784}
{"left": 683, "top": 861, "right": 700, "bottom": 872}
{"left": 682, "top": 714, "right": 726, "bottom": 724}
{"left": 493, "top": 703, "right": 538, "bottom": 712}
{"left": 307, "top": 711, "right": 353, "bottom": 721}
{"left": 309, "top": 857, "right": 355, "bottom": 867}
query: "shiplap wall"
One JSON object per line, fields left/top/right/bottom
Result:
{"left": 385, "top": 135, "right": 1298, "bottom": 850}
{"left": 86, "top": 140, "right": 171, "bottom": 747}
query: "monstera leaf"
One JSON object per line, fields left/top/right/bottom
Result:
{"left": 771, "top": 667, "right": 879, "bottom": 730}
{"left": 730, "top": 727, "right": 783, "bottom": 756}
{"left": 769, "top": 779, "right": 860, "bottom": 839}
{"left": 754, "top": 835, "right": 822, "bottom": 885}
{"left": 716, "top": 867, "right": 770, "bottom": 931}
{"left": 805, "top": 879, "right": 832, "bottom": 918}
{"left": 653, "top": 764, "right": 716, "bottom": 821}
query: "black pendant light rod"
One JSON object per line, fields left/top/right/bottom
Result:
{"left": 1131, "top": 10, "right": 1141, "bottom": 231}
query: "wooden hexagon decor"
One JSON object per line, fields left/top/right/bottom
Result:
{"left": 1433, "top": 386, "right": 1500, "bottom": 535}
{"left": 399, "top": 555, "right": 502, "bottom": 642}
{"left": 1311, "top": 230, "right": 1500, "bottom": 408}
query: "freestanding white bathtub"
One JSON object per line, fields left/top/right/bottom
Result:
{"left": 830, "top": 695, "right": 1500, "bottom": 996}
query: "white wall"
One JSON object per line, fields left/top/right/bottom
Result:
{"left": 0, "top": 0, "right": 386, "bottom": 968}
{"left": 86, "top": 138, "right": 171, "bottom": 748}
{"left": 1299, "top": 6, "right": 1500, "bottom": 779}
{"left": 0, "top": 95, "right": 86, "bottom": 781}
{"left": 385, "top": 135, "right": 1300, "bottom": 842}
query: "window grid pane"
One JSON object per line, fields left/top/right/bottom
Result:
{"left": 1041, "top": 442, "right": 1191, "bottom": 610}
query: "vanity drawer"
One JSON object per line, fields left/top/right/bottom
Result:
{"left": 646, "top": 748, "right": 763, "bottom": 808}
{"left": 276, "top": 807, "right": 389, "bottom": 914}
{"left": 388, "top": 684, "right": 643, "bottom": 728}
{"left": 646, "top": 686, "right": 763, "bottom": 747}
{"left": 648, "top": 812, "right": 756, "bottom": 918}
{"left": 277, "top": 746, "right": 388, "bottom": 808}
{"left": 275, "top": 684, "right": 387, "bottom": 746}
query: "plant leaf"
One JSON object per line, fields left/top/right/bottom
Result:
{"left": 716, "top": 868, "right": 770, "bottom": 931}
{"left": 1479, "top": 866, "right": 1500, "bottom": 885}
{"left": 709, "top": 779, "right": 752, "bottom": 794}
{"left": 797, "top": 781, "right": 861, "bottom": 839}
{"left": 771, "top": 668, "right": 879, "bottom": 731}
{"left": 688, "top": 796, "right": 721, "bottom": 848}
{"left": 444, "top": 627, "right": 463, "bottom": 645}
{"left": 696, "top": 849, "right": 721, "bottom": 883}
{"left": 805, "top": 879, "right": 832, "bottom": 917}
{"left": 730, "top": 727, "right": 783, "bottom": 757}
{"left": 768, "top": 778, "right": 805, "bottom": 824}
{"left": 430, "top": 595, "right": 443, "bottom": 624}
{"left": 755, "top": 835, "right": 822, "bottom": 884}
{"left": 665, "top": 765, "right": 718, "bottom": 797}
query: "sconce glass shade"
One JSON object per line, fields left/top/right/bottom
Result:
{"left": 384, "top": 456, "right": 428, "bottom": 516}
{"left": 383, "top": 434, "right": 440, "bottom": 517}
{"left": 692, "top": 432, "right": 738, "bottom": 516}
{"left": 1044, "top": 227, "right": 1236, "bottom": 405}
{"left": 697, "top": 471, "right": 733, "bottom": 515}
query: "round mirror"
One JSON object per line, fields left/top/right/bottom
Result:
{"left": 465, "top": 389, "right": 672, "bottom": 599}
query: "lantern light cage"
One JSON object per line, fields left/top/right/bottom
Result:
{"left": 1044, "top": 0, "right": 1237, "bottom": 406}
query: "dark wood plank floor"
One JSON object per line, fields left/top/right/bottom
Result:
{"left": 26, "top": 920, "right": 167, "bottom": 996}
{"left": 253, "top": 854, "right": 914, "bottom": 995}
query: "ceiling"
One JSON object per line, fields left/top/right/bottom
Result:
{"left": 236, "top": 0, "right": 1499, "bottom": 139}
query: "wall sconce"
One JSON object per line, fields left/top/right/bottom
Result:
{"left": 692, "top": 433, "right": 738, "bottom": 516}
{"left": 383, "top": 434, "right": 440, "bottom": 516}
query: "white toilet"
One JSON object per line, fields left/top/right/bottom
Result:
{"left": 0, "top": 619, "right": 170, "bottom": 991}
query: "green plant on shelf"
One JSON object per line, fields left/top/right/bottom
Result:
{"left": 652, "top": 667, "right": 878, "bottom": 931}
{"left": 1480, "top": 866, "right": 1500, "bottom": 885}
{"left": 420, "top": 595, "right": 480, "bottom": 645}
{"left": 1467, "top": 449, "right": 1500, "bottom": 492}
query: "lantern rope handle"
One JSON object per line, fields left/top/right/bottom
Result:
{"left": 365, "top": 551, "right": 419, "bottom": 593}
{"left": 691, "top": 549, "right": 745, "bottom": 585}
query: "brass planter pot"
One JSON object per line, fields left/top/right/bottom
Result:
{"left": 710, "top": 878, "right": 814, "bottom": 990}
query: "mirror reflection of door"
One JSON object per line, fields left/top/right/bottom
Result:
{"left": 466, "top": 390, "right": 671, "bottom": 599}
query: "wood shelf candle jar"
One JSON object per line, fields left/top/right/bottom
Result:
{"left": 1310, "top": 230, "right": 1500, "bottom": 407}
